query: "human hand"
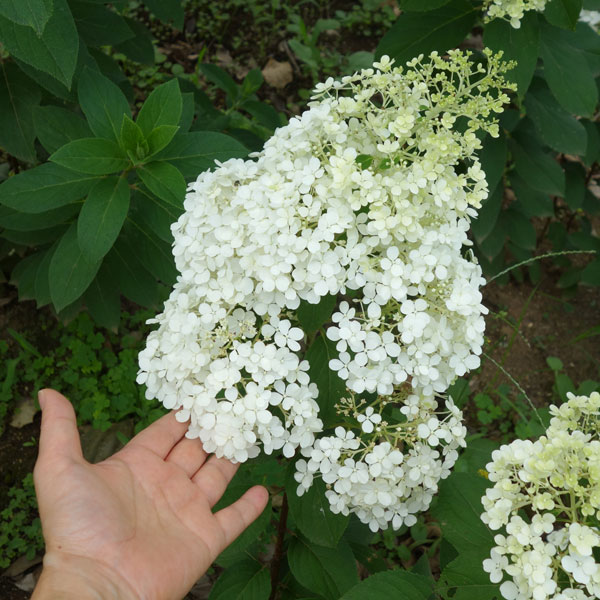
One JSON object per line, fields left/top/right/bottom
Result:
{"left": 31, "top": 389, "right": 269, "bottom": 600}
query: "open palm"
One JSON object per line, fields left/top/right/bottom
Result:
{"left": 32, "top": 389, "right": 268, "bottom": 600}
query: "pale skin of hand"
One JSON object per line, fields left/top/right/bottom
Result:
{"left": 31, "top": 389, "right": 269, "bottom": 600}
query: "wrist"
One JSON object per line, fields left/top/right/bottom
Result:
{"left": 32, "top": 551, "right": 139, "bottom": 600}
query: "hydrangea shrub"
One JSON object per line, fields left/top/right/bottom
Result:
{"left": 138, "top": 49, "right": 514, "bottom": 532}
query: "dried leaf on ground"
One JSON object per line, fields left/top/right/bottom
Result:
{"left": 262, "top": 58, "right": 293, "bottom": 88}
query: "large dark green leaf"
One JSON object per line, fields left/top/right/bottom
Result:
{"left": 510, "top": 175, "right": 553, "bottom": 218}
{"left": 0, "top": 0, "right": 53, "bottom": 34}
{"left": 70, "top": 1, "right": 134, "bottom": 47}
{"left": 510, "top": 138, "right": 565, "bottom": 196}
{"left": 286, "top": 468, "right": 349, "bottom": 548}
{"left": 0, "top": 202, "right": 79, "bottom": 231}
{"left": 48, "top": 224, "right": 101, "bottom": 311}
{"left": 375, "top": 0, "right": 477, "bottom": 65}
{"left": 544, "top": 0, "right": 583, "bottom": 30}
{"left": 114, "top": 18, "right": 155, "bottom": 65}
{"left": 340, "top": 570, "right": 432, "bottom": 600}
{"left": 84, "top": 262, "right": 121, "bottom": 330}
{"left": 296, "top": 294, "right": 337, "bottom": 334}
{"left": 208, "top": 560, "right": 270, "bottom": 600}
{"left": 136, "top": 79, "right": 182, "bottom": 137}
{"left": 78, "top": 66, "right": 131, "bottom": 141}
{"left": 155, "top": 131, "right": 248, "bottom": 179}
{"left": 471, "top": 185, "right": 502, "bottom": 243}
{"left": 288, "top": 537, "right": 358, "bottom": 600}
{"left": 582, "top": 120, "right": 600, "bottom": 166}
{"left": 540, "top": 22, "right": 598, "bottom": 117}
{"left": 504, "top": 209, "right": 537, "bottom": 250}
{"left": 0, "top": 163, "right": 99, "bottom": 213}
{"left": 483, "top": 12, "right": 539, "bottom": 98}
{"left": 50, "top": 138, "right": 129, "bottom": 174}
{"left": 0, "top": 63, "right": 42, "bottom": 162}
{"left": 138, "top": 161, "right": 186, "bottom": 209}
{"left": 0, "top": 0, "right": 78, "bottom": 88}
{"left": 77, "top": 176, "right": 130, "bottom": 262}
{"left": 524, "top": 79, "right": 587, "bottom": 155}
{"left": 11, "top": 251, "right": 46, "bottom": 300}
{"left": 34, "top": 105, "right": 93, "bottom": 154}
{"left": 437, "top": 551, "right": 500, "bottom": 600}
{"left": 142, "top": 0, "right": 184, "bottom": 30}
{"left": 305, "top": 334, "right": 346, "bottom": 426}
{"left": 479, "top": 131, "right": 507, "bottom": 195}
{"left": 430, "top": 472, "right": 493, "bottom": 553}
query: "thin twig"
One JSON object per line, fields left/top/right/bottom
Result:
{"left": 268, "top": 492, "right": 289, "bottom": 600}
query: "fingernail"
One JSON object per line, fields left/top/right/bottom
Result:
{"left": 38, "top": 389, "right": 47, "bottom": 410}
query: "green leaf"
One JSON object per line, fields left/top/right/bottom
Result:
{"left": 70, "top": 0, "right": 134, "bottom": 47}
{"left": 0, "top": 0, "right": 78, "bottom": 88}
{"left": 524, "top": 79, "right": 587, "bottom": 155}
{"left": 582, "top": 119, "right": 600, "bottom": 166}
{"left": 438, "top": 551, "right": 500, "bottom": 600}
{"left": 544, "top": 0, "right": 583, "bottom": 30}
{"left": 133, "top": 192, "right": 178, "bottom": 243}
{"left": 123, "top": 219, "right": 176, "bottom": 285}
{"left": 34, "top": 242, "right": 56, "bottom": 307}
{"left": 83, "top": 263, "right": 121, "bottom": 330}
{"left": 0, "top": 0, "right": 53, "bottom": 35}
{"left": 0, "top": 163, "right": 99, "bottom": 213}
{"left": 430, "top": 472, "right": 493, "bottom": 553}
{"left": 540, "top": 22, "right": 598, "bottom": 117}
{"left": 242, "top": 100, "right": 282, "bottom": 132}
{"left": 136, "top": 79, "right": 182, "bottom": 137}
{"left": 77, "top": 176, "right": 130, "bottom": 262}
{"left": 78, "top": 66, "right": 131, "bottom": 141}
{"left": 114, "top": 18, "right": 155, "bottom": 65}
{"left": 208, "top": 560, "right": 270, "bottom": 600}
{"left": 288, "top": 537, "right": 358, "bottom": 600}
{"left": 471, "top": 185, "right": 502, "bottom": 243}
{"left": 198, "top": 63, "right": 240, "bottom": 100}
{"left": 504, "top": 209, "right": 536, "bottom": 250}
{"left": 287, "top": 468, "right": 349, "bottom": 548}
{"left": 0, "top": 202, "right": 79, "bottom": 231}
{"left": 479, "top": 130, "right": 507, "bottom": 194}
{"left": 138, "top": 161, "right": 186, "bottom": 209}
{"left": 400, "top": 0, "right": 452, "bottom": 9}
{"left": 564, "top": 162, "right": 586, "bottom": 210}
{"left": 34, "top": 105, "right": 93, "bottom": 154}
{"left": 154, "top": 131, "right": 248, "bottom": 178}
{"left": 48, "top": 224, "right": 101, "bottom": 311}
{"left": 11, "top": 251, "right": 46, "bottom": 300}
{"left": 510, "top": 175, "right": 553, "bottom": 218}
{"left": 340, "top": 570, "right": 433, "bottom": 600}
{"left": 510, "top": 138, "right": 565, "bottom": 196}
{"left": 375, "top": 0, "right": 476, "bottom": 65}
{"left": 142, "top": 0, "right": 184, "bottom": 30}
{"left": 146, "top": 125, "right": 179, "bottom": 156}
{"left": 484, "top": 12, "right": 539, "bottom": 98}
{"left": 305, "top": 334, "right": 346, "bottom": 426}
{"left": 120, "top": 115, "right": 148, "bottom": 161}
{"left": 106, "top": 241, "right": 158, "bottom": 307}
{"left": 0, "top": 63, "right": 42, "bottom": 162}
{"left": 2, "top": 223, "right": 66, "bottom": 245}
{"left": 50, "top": 138, "right": 129, "bottom": 175}
{"left": 297, "top": 295, "right": 337, "bottom": 334}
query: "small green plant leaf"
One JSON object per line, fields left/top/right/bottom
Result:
{"left": 120, "top": 115, "right": 148, "bottom": 160}
{"left": 146, "top": 125, "right": 179, "bottom": 156}
{"left": 136, "top": 79, "right": 182, "bottom": 137}
{"left": 114, "top": 18, "right": 155, "bottom": 65}
{"left": 198, "top": 63, "right": 239, "bottom": 101}
{"left": 49, "top": 224, "right": 102, "bottom": 312}
{"left": 142, "top": 0, "right": 184, "bottom": 30}
{"left": 77, "top": 176, "right": 131, "bottom": 262}
{"left": 50, "top": 138, "right": 129, "bottom": 175}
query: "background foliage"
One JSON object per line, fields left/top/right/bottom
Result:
{"left": 0, "top": 0, "right": 599, "bottom": 599}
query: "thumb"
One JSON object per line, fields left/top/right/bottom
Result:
{"left": 37, "top": 389, "right": 84, "bottom": 464}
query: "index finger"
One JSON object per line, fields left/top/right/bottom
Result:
{"left": 128, "top": 411, "right": 188, "bottom": 458}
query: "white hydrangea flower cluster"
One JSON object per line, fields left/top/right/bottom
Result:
{"left": 295, "top": 387, "right": 467, "bottom": 532}
{"left": 483, "top": 0, "right": 547, "bottom": 28}
{"left": 580, "top": 9, "right": 600, "bottom": 29}
{"left": 481, "top": 391, "right": 600, "bottom": 600}
{"left": 138, "top": 49, "right": 513, "bottom": 528}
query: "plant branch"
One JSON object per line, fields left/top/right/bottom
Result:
{"left": 268, "top": 492, "right": 289, "bottom": 600}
